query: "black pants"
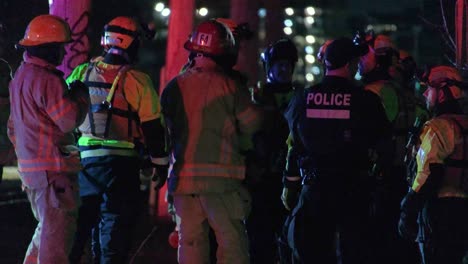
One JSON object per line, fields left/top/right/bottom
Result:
{"left": 370, "top": 166, "right": 420, "bottom": 264}
{"left": 419, "top": 197, "right": 468, "bottom": 264}
{"left": 69, "top": 155, "right": 141, "bottom": 264}
{"left": 246, "top": 179, "right": 287, "bottom": 264}
{"left": 289, "top": 181, "right": 372, "bottom": 264}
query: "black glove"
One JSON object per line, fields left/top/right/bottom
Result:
{"left": 281, "top": 174, "right": 302, "bottom": 211}
{"left": 152, "top": 164, "right": 168, "bottom": 190}
{"left": 68, "top": 80, "right": 89, "bottom": 102}
{"left": 398, "top": 189, "right": 424, "bottom": 240}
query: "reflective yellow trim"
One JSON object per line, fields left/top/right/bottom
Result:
{"left": 80, "top": 148, "right": 138, "bottom": 159}
{"left": 78, "top": 136, "right": 135, "bottom": 149}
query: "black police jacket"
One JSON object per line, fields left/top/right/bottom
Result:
{"left": 284, "top": 76, "right": 390, "bottom": 178}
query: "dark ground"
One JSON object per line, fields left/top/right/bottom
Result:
{"left": 0, "top": 167, "right": 178, "bottom": 264}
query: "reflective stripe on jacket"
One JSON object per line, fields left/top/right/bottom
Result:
{"left": 67, "top": 61, "right": 163, "bottom": 159}
{"left": 413, "top": 114, "right": 468, "bottom": 198}
{"left": 8, "top": 53, "right": 89, "bottom": 188}
{"left": 161, "top": 57, "right": 262, "bottom": 194}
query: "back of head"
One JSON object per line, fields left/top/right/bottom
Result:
{"left": 427, "top": 65, "right": 463, "bottom": 101}
{"left": 18, "top": 15, "right": 72, "bottom": 65}
{"left": 324, "top": 37, "right": 368, "bottom": 71}
{"left": 261, "top": 38, "right": 298, "bottom": 79}
{"left": 184, "top": 20, "right": 236, "bottom": 57}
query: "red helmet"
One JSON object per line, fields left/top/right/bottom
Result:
{"left": 317, "top": 39, "right": 333, "bottom": 65}
{"left": 184, "top": 20, "right": 236, "bottom": 56}
{"left": 19, "top": 15, "right": 72, "bottom": 46}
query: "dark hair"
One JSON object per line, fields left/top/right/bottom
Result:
{"left": 24, "top": 43, "right": 64, "bottom": 65}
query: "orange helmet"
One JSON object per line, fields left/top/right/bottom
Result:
{"left": 317, "top": 39, "right": 333, "bottom": 65}
{"left": 428, "top": 65, "right": 463, "bottom": 99}
{"left": 184, "top": 20, "right": 236, "bottom": 56}
{"left": 103, "top": 16, "right": 139, "bottom": 50}
{"left": 19, "top": 15, "right": 72, "bottom": 46}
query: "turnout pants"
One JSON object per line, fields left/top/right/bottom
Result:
{"left": 23, "top": 172, "right": 79, "bottom": 264}
{"left": 173, "top": 187, "right": 251, "bottom": 264}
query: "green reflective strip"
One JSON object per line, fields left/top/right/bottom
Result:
{"left": 78, "top": 137, "right": 135, "bottom": 148}
{"left": 80, "top": 148, "right": 138, "bottom": 159}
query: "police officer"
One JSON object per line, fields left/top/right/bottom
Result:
{"left": 246, "top": 38, "right": 298, "bottom": 263}
{"left": 399, "top": 65, "right": 468, "bottom": 264}
{"left": 281, "top": 37, "right": 389, "bottom": 263}
{"left": 67, "top": 16, "right": 168, "bottom": 264}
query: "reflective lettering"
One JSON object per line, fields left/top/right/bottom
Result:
{"left": 307, "top": 93, "right": 314, "bottom": 104}
{"left": 307, "top": 92, "right": 351, "bottom": 106}
{"left": 343, "top": 94, "right": 351, "bottom": 106}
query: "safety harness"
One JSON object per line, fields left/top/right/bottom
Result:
{"left": 83, "top": 62, "right": 140, "bottom": 139}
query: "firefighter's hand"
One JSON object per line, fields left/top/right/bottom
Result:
{"left": 152, "top": 164, "right": 168, "bottom": 190}
{"left": 398, "top": 190, "right": 421, "bottom": 241}
{"left": 68, "top": 80, "right": 89, "bottom": 103}
{"left": 281, "top": 186, "right": 300, "bottom": 211}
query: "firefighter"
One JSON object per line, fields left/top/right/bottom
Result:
{"left": 67, "top": 16, "right": 168, "bottom": 264}
{"left": 0, "top": 58, "right": 14, "bottom": 183}
{"left": 357, "top": 33, "right": 427, "bottom": 263}
{"left": 161, "top": 19, "right": 262, "bottom": 264}
{"left": 399, "top": 65, "right": 468, "bottom": 264}
{"left": 8, "top": 15, "right": 90, "bottom": 263}
{"left": 246, "top": 38, "right": 298, "bottom": 263}
{"left": 281, "top": 37, "right": 389, "bottom": 263}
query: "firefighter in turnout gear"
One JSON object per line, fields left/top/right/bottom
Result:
{"left": 161, "top": 19, "right": 262, "bottom": 264}
{"left": 67, "top": 16, "right": 168, "bottom": 264}
{"left": 246, "top": 38, "right": 298, "bottom": 263}
{"left": 357, "top": 32, "right": 428, "bottom": 263}
{"left": 9, "top": 15, "right": 90, "bottom": 263}
{"left": 282, "top": 37, "right": 389, "bottom": 263}
{"left": 399, "top": 65, "right": 468, "bottom": 264}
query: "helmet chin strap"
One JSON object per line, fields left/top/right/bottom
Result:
{"left": 106, "top": 47, "right": 130, "bottom": 63}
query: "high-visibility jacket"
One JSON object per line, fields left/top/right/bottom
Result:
{"left": 8, "top": 52, "right": 89, "bottom": 188}
{"left": 67, "top": 61, "right": 163, "bottom": 159}
{"left": 413, "top": 114, "right": 468, "bottom": 198}
{"left": 365, "top": 80, "right": 429, "bottom": 166}
{"left": 161, "top": 56, "right": 263, "bottom": 194}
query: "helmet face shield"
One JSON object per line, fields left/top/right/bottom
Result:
{"left": 103, "top": 17, "right": 139, "bottom": 50}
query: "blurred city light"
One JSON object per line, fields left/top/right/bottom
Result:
{"left": 258, "top": 8, "right": 267, "bottom": 18}
{"left": 305, "top": 16, "right": 315, "bottom": 25}
{"left": 306, "top": 73, "right": 315, "bottom": 82}
{"left": 305, "top": 46, "right": 314, "bottom": 54}
{"left": 284, "top": 19, "right": 293, "bottom": 27}
{"left": 305, "top": 35, "right": 316, "bottom": 44}
{"left": 285, "top": 7, "right": 294, "bottom": 16}
{"left": 305, "top": 7, "right": 316, "bottom": 16}
{"left": 305, "top": 54, "right": 316, "bottom": 64}
{"left": 154, "top": 2, "right": 164, "bottom": 12}
{"left": 198, "top": 7, "right": 208, "bottom": 16}
{"left": 284, "top": 27, "right": 293, "bottom": 35}
{"left": 161, "top": 8, "right": 171, "bottom": 17}
{"left": 311, "top": 66, "right": 321, "bottom": 75}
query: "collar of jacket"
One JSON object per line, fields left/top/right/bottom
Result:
{"left": 193, "top": 55, "right": 222, "bottom": 71}
{"left": 23, "top": 52, "right": 63, "bottom": 76}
